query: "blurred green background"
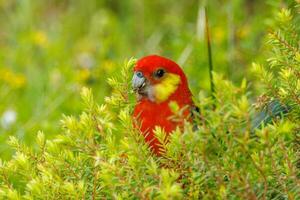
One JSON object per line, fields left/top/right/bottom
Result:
{"left": 0, "top": 0, "right": 295, "bottom": 158}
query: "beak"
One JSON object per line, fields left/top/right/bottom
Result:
{"left": 132, "top": 72, "right": 146, "bottom": 92}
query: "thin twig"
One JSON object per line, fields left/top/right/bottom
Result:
{"left": 205, "top": 7, "right": 216, "bottom": 108}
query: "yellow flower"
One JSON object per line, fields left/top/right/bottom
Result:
{"left": 0, "top": 68, "right": 27, "bottom": 89}
{"left": 213, "top": 26, "right": 225, "bottom": 44}
{"left": 76, "top": 68, "right": 91, "bottom": 83}
{"left": 237, "top": 25, "right": 250, "bottom": 39}
{"left": 32, "top": 31, "right": 48, "bottom": 47}
{"left": 13, "top": 75, "right": 26, "bottom": 88}
{"left": 102, "top": 60, "right": 116, "bottom": 74}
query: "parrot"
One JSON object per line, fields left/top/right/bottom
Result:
{"left": 132, "top": 55, "right": 196, "bottom": 155}
{"left": 131, "top": 55, "right": 289, "bottom": 156}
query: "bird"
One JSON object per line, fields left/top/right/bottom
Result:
{"left": 131, "top": 55, "right": 289, "bottom": 156}
{"left": 132, "top": 55, "right": 196, "bottom": 155}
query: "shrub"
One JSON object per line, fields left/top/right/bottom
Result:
{"left": 0, "top": 7, "right": 299, "bottom": 200}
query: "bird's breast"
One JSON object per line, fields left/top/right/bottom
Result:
{"left": 133, "top": 100, "right": 175, "bottom": 133}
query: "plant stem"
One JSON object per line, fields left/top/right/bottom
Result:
{"left": 205, "top": 7, "right": 216, "bottom": 107}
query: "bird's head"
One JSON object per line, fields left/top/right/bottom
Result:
{"left": 132, "top": 55, "right": 191, "bottom": 103}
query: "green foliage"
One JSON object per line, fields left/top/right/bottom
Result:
{"left": 0, "top": 0, "right": 295, "bottom": 158}
{"left": 252, "top": 7, "right": 300, "bottom": 128}
{"left": 0, "top": 1, "right": 299, "bottom": 200}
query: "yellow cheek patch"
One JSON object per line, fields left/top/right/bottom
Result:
{"left": 154, "top": 73, "right": 181, "bottom": 103}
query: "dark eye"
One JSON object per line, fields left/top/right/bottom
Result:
{"left": 136, "top": 71, "right": 143, "bottom": 78}
{"left": 154, "top": 69, "right": 165, "bottom": 78}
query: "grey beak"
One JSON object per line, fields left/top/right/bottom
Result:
{"left": 132, "top": 72, "right": 146, "bottom": 91}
